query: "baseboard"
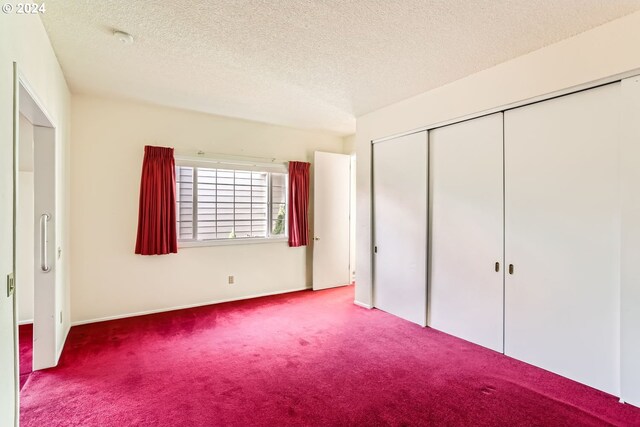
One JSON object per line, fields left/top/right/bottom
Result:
{"left": 354, "top": 300, "right": 372, "bottom": 309}
{"left": 18, "top": 319, "right": 33, "bottom": 325}
{"left": 71, "top": 286, "right": 312, "bottom": 326}
{"left": 314, "top": 283, "right": 352, "bottom": 291}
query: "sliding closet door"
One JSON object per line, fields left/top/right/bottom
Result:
{"left": 504, "top": 83, "right": 620, "bottom": 395}
{"left": 428, "top": 113, "right": 504, "bottom": 352}
{"left": 373, "top": 131, "right": 427, "bottom": 326}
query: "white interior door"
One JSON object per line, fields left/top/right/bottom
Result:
{"left": 504, "top": 83, "right": 621, "bottom": 395}
{"left": 428, "top": 113, "right": 504, "bottom": 352}
{"left": 33, "top": 125, "right": 57, "bottom": 370}
{"left": 312, "top": 152, "right": 351, "bottom": 290}
{"left": 373, "top": 132, "right": 428, "bottom": 326}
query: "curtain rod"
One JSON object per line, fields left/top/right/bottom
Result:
{"left": 174, "top": 150, "right": 287, "bottom": 165}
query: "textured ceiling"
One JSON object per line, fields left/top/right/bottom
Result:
{"left": 41, "top": 0, "right": 640, "bottom": 134}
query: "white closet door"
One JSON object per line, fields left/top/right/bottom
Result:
{"left": 428, "top": 113, "right": 504, "bottom": 352}
{"left": 373, "top": 132, "right": 427, "bottom": 326}
{"left": 504, "top": 83, "right": 620, "bottom": 395}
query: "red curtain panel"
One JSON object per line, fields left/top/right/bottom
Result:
{"left": 135, "top": 145, "right": 178, "bottom": 255}
{"left": 288, "top": 161, "right": 310, "bottom": 247}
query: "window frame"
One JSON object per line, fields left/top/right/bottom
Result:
{"left": 175, "top": 158, "right": 289, "bottom": 248}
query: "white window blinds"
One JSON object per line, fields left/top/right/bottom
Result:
{"left": 176, "top": 164, "right": 287, "bottom": 243}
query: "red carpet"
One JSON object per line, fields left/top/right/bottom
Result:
{"left": 19, "top": 323, "right": 33, "bottom": 390}
{"left": 20, "top": 286, "right": 640, "bottom": 426}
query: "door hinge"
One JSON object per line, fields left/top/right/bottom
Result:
{"left": 7, "top": 273, "right": 15, "bottom": 297}
{"left": 374, "top": 246, "right": 378, "bottom": 253}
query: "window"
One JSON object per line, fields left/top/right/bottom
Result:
{"left": 176, "top": 162, "right": 287, "bottom": 245}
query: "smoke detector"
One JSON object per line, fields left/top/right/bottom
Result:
{"left": 113, "top": 30, "right": 134, "bottom": 45}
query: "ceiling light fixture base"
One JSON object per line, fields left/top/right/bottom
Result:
{"left": 113, "top": 30, "right": 134, "bottom": 45}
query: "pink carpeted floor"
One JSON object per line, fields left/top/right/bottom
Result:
{"left": 20, "top": 286, "right": 640, "bottom": 426}
{"left": 19, "top": 323, "right": 33, "bottom": 390}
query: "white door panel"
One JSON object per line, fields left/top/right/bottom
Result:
{"left": 504, "top": 83, "right": 620, "bottom": 395}
{"left": 313, "top": 152, "right": 351, "bottom": 290}
{"left": 33, "top": 125, "right": 57, "bottom": 370}
{"left": 429, "top": 113, "right": 504, "bottom": 352}
{"left": 373, "top": 132, "right": 428, "bottom": 326}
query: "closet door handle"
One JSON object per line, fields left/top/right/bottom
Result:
{"left": 40, "top": 213, "right": 51, "bottom": 273}
{"left": 495, "top": 262, "right": 500, "bottom": 272}
{"left": 508, "top": 264, "right": 514, "bottom": 275}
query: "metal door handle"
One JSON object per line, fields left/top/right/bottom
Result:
{"left": 40, "top": 213, "right": 51, "bottom": 272}
{"left": 495, "top": 262, "right": 500, "bottom": 272}
{"left": 508, "top": 264, "right": 514, "bottom": 275}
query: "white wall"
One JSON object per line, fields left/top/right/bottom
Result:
{"left": 17, "top": 171, "right": 34, "bottom": 323}
{"left": 343, "top": 135, "right": 356, "bottom": 283}
{"left": 349, "top": 155, "right": 356, "bottom": 283}
{"left": 620, "top": 76, "right": 640, "bottom": 406}
{"left": 70, "top": 95, "right": 347, "bottom": 323}
{"left": 19, "top": 113, "right": 34, "bottom": 171}
{"left": 355, "top": 10, "right": 640, "bottom": 307}
{"left": 0, "top": 12, "right": 71, "bottom": 427}
{"left": 18, "top": 114, "right": 35, "bottom": 323}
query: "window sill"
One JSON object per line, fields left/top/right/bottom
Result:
{"left": 178, "top": 237, "right": 289, "bottom": 248}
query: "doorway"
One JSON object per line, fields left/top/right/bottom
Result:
{"left": 14, "top": 69, "right": 59, "bottom": 397}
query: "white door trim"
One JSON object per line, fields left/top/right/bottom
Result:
{"left": 15, "top": 65, "right": 61, "bottom": 376}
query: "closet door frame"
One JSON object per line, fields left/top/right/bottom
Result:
{"left": 369, "top": 70, "right": 640, "bottom": 400}
{"left": 620, "top": 75, "right": 640, "bottom": 407}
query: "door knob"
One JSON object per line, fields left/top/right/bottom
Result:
{"left": 508, "top": 264, "right": 514, "bottom": 275}
{"left": 495, "top": 262, "right": 500, "bottom": 272}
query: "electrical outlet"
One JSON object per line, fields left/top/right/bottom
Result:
{"left": 228, "top": 275, "right": 235, "bottom": 285}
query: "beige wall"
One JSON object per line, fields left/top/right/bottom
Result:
{"left": 343, "top": 135, "right": 356, "bottom": 282}
{"left": 70, "top": 95, "right": 347, "bottom": 323}
{"left": 0, "top": 12, "right": 71, "bottom": 426}
{"left": 355, "top": 11, "right": 640, "bottom": 306}
{"left": 17, "top": 171, "right": 34, "bottom": 323}
{"left": 18, "top": 115, "right": 35, "bottom": 323}
{"left": 343, "top": 134, "right": 355, "bottom": 155}
{"left": 19, "top": 113, "right": 34, "bottom": 171}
